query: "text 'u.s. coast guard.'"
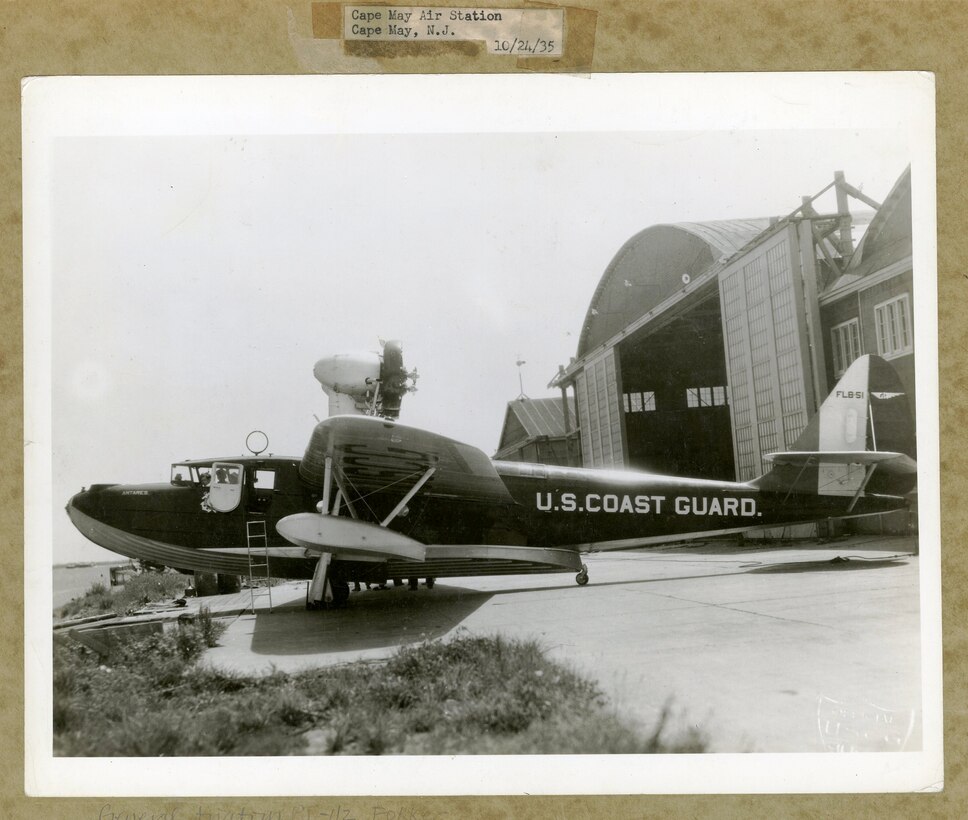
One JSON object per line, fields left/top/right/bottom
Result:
{"left": 535, "top": 492, "right": 761, "bottom": 517}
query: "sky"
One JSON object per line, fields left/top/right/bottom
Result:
{"left": 29, "top": 76, "right": 926, "bottom": 564}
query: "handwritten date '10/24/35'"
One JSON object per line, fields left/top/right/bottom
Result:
{"left": 493, "top": 38, "right": 556, "bottom": 54}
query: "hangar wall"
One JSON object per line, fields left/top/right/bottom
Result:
{"left": 575, "top": 348, "right": 625, "bottom": 468}
{"left": 718, "top": 224, "right": 820, "bottom": 481}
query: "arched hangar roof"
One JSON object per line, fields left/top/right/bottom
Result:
{"left": 577, "top": 219, "right": 772, "bottom": 358}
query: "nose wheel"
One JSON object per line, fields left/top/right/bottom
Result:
{"left": 576, "top": 564, "right": 589, "bottom": 586}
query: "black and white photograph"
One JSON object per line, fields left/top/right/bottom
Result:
{"left": 24, "top": 73, "right": 941, "bottom": 795}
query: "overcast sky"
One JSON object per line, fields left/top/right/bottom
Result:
{"left": 29, "top": 76, "right": 926, "bottom": 564}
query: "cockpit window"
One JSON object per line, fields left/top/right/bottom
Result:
{"left": 171, "top": 464, "right": 193, "bottom": 485}
{"left": 214, "top": 464, "right": 242, "bottom": 485}
{"left": 252, "top": 469, "right": 275, "bottom": 490}
{"left": 195, "top": 466, "right": 212, "bottom": 487}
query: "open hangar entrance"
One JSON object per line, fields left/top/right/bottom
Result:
{"left": 558, "top": 219, "right": 771, "bottom": 473}
{"left": 616, "top": 286, "right": 734, "bottom": 480}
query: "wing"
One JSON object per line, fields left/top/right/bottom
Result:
{"left": 277, "top": 416, "right": 514, "bottom": 561}
{"left": 299, "top": 415, "right": 514, "bottom": 504}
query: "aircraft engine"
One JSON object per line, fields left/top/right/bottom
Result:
{"left": 379, "top": 340, "right": 409, "bottom": 420}
{"left": 313, "top": 340, "right": 417, "bottom": 420}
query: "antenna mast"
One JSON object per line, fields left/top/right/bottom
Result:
{"left": 516, "top": 355, "right": 528, "bottom": 399}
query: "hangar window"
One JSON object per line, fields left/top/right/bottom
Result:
{"left": 623, "top": 391, "right": 656, "bottom": 413}
{"left": 686, "top": 386, "right": 728, "bottom": 408}
{"left": 874, "top": 294, "right": 913, "bottom": 360}
{"left": 831, "top": 318, "right": 862, "bottom": 377}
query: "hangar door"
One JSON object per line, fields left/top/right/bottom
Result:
{"left": 575, "top": 348, "right": 626, "bottom": 468}
{"left": 719, "top": 224, "right": 822, "bottom": 481}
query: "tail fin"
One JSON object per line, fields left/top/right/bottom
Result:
{"left": 752, "top": 355, "right": 917, "bottom": 497}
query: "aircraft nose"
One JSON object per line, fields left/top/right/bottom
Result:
{"left": 66, "top": 484, "right": 114, "bottom": 520}
{"left": 67, "top": 489, "right": 96, "bottom": 519}
{"left": 65, "top": 490, "right": 91, "bottom": 515}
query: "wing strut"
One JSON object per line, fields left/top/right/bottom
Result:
{"left": 308, "top": 457, "right": 336, "bottom": 609}
{"left": 381, "top": 467, "right": 436, "bottom": 527}
{"left": 782, "top": 456, "right": 816, "bottom": 504}
{"left": 307, "top": 551, "right": 333, "bottom": 607}
{"left": 316, "top": 457, "right": 334, "bottom": 514}
{"left": 332, "top": 469, "right": 359, "bottom": 518}
{"left": 846, "top": 463, "right": 879, "bottom": 513}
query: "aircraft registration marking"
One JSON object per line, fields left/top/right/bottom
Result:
{"left": 535, "top": 492, "right": 760, "bottom": 517}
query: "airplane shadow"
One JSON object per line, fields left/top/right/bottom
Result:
{"left": 248, "top": 585, "right": 494, "bottom": 656}
{"left": 744, "top": 556, "right": 912, "bottom": 574}
{"left": 476, "top": 556, "right": 912, "bottom": 596}
{"left": 246, "top": 552, "right": 912, "bottom": 657}
{"left": 647, "top": 538, "right": 917, "bottom": 557}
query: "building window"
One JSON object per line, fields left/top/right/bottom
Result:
{"left": 686, "top": 386, "right": 728, "bottom": 408}
{"left": 623, "top": 391, "right": 656, "bottom": 413}
{"left": 830, "top": 318, "right": 862, "bottom": 377}
{"left": 874, "top": 294, "right": 913, "bottom": 359}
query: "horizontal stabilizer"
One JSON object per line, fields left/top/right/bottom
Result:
{"left": 276, "top": 513, "right": 426, "bottom": 561}
{"left": 764, "top": 450, "right": 907, "bottom": 466}
{"left": 753, "top": 355, "right": 917, "bottom": 497}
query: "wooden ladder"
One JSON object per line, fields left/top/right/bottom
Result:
{"left": 245, "top": 519, "right": 273, "bottom": 614}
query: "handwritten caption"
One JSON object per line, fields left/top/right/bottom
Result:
{"left": 344, "top": 6, "right": 564, "bottom": 55}
{"left": 96, "top": 805, "right": 448, "bottom": 820}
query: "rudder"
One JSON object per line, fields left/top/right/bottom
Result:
{"left": 753, "top": 355, "right": 917, "bottom": 497}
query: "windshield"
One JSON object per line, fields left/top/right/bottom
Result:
{"left": 171, "top": 463, "right": 244, "bottom": 487}
{"left": 171, "top": 464, "right": 216, "bottom": 487}
{"left": 170, "top": 464, "right": 193, "bottom": 485}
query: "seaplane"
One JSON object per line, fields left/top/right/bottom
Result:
{"left": 66, "top": 341, "right": 917, "bottom": 609}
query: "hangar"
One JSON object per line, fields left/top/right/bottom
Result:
{"left": 493, "top": 396, "right": 579, "bottom": 465}
{"left": 545, "top": 167, "right": 915, "bottom": 532}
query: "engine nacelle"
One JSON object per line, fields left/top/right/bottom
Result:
{"left": 313, "top": 352, "right": 382, "bottom": 399}
{"left": 313, "top": 341, "right": 416, "bottom": 420}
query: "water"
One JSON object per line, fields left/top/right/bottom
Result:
{"left": 52, "top": 562, "right": 131, "bottom": 609}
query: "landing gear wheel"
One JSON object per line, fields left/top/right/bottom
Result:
{"left": 425, "top": 577, "right": 435, "bottom": 589}
{"left": 576, "top": 565, "right": 589, "bottom": 586}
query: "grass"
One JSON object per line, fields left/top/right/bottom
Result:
{"left": 56, "top": 572, "right": 192, "bottom": 619}
{"left": 54, "top": 628, "right": 707, "bottom": 756}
